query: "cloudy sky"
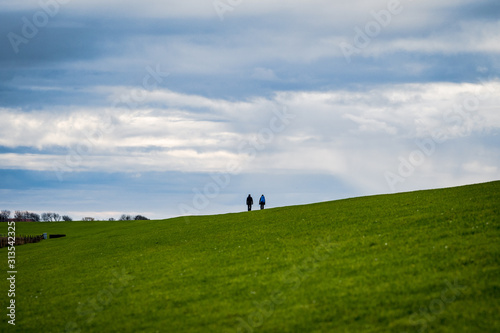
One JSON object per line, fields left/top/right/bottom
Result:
{"left": 1, "top": 0, "right": 499, "bottom": 220}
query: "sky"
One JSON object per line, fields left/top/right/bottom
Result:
{"left": 0, "top": 0, "right": 499, "bottom": 220}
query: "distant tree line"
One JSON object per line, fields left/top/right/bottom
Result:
{"left": 117, "top": 214, "right": 149, "bottom": 221}
{"left": 41, "top": 213, "right": 73, "bottom": 222}
{"left": 0, "top": 210, "right": 40, "bottom": 222}
{"left": 0, "top": 210, "right": 72, "bottom": 222}
{"left": 1, "top": 210, "right": 148, "bottom": 222}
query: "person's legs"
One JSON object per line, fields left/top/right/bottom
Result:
{"left": 260, "top": 204, "right": 264, "bottom": 210}
{"left": 248, "top": 205, "right": 251, "bottom": 211}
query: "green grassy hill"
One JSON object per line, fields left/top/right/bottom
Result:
{"left": 2, "top": 181, "right": 499, "bottom": 332}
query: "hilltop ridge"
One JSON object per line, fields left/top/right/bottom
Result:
{"left": 4, "top": 180, "right": 500, "bottom": 332}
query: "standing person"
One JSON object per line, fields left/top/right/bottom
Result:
{"left": 246, "top": 194, "right": 253, "bottom": 211}
{"left": 259, "top": 194, "right": 266, "bottom": 210}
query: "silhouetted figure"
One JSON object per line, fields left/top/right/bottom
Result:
{"left": 259, "top": 194, "right": 266, "bottom": 210}
{"left": 246, "top": 194, "right": 253, "bottom": 211}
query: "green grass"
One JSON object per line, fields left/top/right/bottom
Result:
{"left": 2, "top": 181, "right": 499, "bottom": 332}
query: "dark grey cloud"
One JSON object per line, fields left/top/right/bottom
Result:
{"left": 453, "top": 1, "right": 500, "bottom": 21}
{"left": 1, "top": 2, "right": 499, "bottom": 109}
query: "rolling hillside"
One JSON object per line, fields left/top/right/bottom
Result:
{"left": 2, "top": 181, "right": 499, "bottom": 332}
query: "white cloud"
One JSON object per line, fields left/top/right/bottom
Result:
{"left": 372, "top": 21, "right": 500, "bottom": 55}
{"left": 343, "top": 114, "right": 398, "bottom": 135}
{"left": 1, "top": 81, "right": 499, "bottom": 197}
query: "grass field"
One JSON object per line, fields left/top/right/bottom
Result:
{"left": 2, "top": 181, "right": 499, "bottom": 332}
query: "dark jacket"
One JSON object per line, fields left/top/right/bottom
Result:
{"left": 246, "top": 195, "right": 253, "bottom": 205}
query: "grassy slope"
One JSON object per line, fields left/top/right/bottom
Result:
{"left": 1, "top": 181, "right": 499, "bottom": 332}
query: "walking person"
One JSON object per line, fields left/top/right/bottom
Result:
{"left": 246, "top": 194, "right": 253, "bottom": 211}
{"left": 259, "top": 194, "right": 266, "bottom": 210}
